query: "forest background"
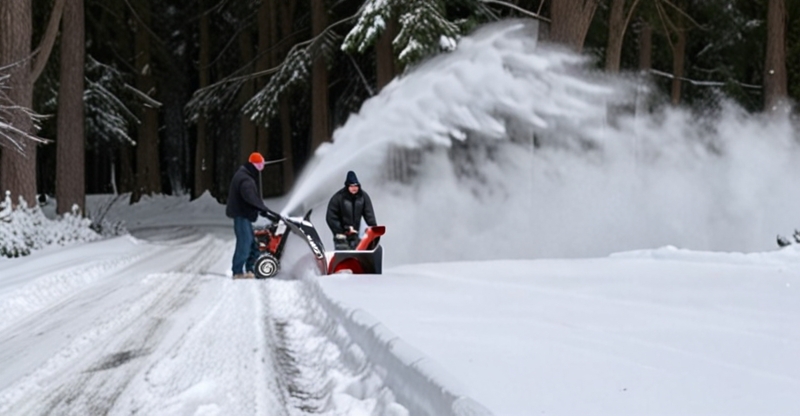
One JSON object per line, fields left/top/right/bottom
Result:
{"left": 0, "top": 0, "right": 795, "bottom": 215}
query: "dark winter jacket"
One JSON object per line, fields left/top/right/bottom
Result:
{"left": 225, "top": 164, "right": 271, "bottom": 221}
{"left": 326, "top": 187, "right": 377, "bottom": 235}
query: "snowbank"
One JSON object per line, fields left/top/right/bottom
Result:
{"left": 304, "top": 276, "right": 493, "bottom": 416}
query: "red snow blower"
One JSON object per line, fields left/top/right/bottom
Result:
{"left": 253, "top": 211, "right": 385, "bottom": 278}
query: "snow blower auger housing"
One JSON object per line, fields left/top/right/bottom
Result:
{"left": 325, "top": 226, "right": 385, "bottom": 275}
{"left": 253, "top": 211, "right": 385, "bottom": 278}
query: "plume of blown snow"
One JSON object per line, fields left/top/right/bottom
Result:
{"left": 282, "top": 19, "right": 800, "bottom": 266}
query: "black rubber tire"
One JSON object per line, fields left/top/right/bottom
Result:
{"left": 254, "top": 253, "right": 280, "bottom": 278}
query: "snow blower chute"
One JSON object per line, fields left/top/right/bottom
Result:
{"left": 253, "top": 211, "right": 385, "bottom": 278}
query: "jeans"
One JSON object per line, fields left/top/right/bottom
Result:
{"left": 232, "top": 217, "right": 259, "bottom": 275}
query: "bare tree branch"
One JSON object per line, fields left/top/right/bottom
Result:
{"left": 623, "top": 0, "right": 642, "bottom": 33}
{"left": 0, "top": 71, "right": 47, "bottom": 150}
{"left": 648, "top": 68, "right": 761, "bottom": 89}
{"left": 480, "top": 0, "right": 550, "bottom": 22}
{"left": 659, "top": 0, "right": 704, "bottom": 29}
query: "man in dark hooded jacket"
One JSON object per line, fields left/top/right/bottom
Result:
{"left": 326, "top": 171, "right": 377, "bottom": 250}
{"left": 226, "top": 152, "right": 280, "bottom": 279}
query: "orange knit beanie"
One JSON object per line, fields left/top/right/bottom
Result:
{"left": 248, "top": 152, "right": 264, "bottom": 164}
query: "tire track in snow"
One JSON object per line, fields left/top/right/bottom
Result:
{"left": 108, "top": 268, "right": 285, "bottom": 415}
{"left": 263, "top": 278, "right": 409, "bottom": 416}
{"left": 0, "top": 234, "right": 231, "bottom": 415}
{"left": 0, "top": 247, "right": 156, "bottom": 333}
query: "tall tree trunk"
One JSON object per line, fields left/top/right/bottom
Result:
{"left": 132, "top": 0, "right": 161, "bottom": 203}
{"left": 195, "top": 0, "right": 213, "bottom": 198}
{"left": 162, "top": 85, "right": 187, "bottom": 195}
{"left": 116, "top": 3, "right": 135, "bottom": 195}
{"left": 56, "top": 0, "right": 85, "bottom": 215}
{"left": 157, "top": 1, "right": 188, "bottom": 197}
{"left": 31, "top": 0, "right": 65, "bottom": 83}
{"left": 605, "top": 0, "right": 640, "bottom": 72}
{"left": 670, "top": 11, "right": 687, "bottom": 105}
{"left": 119, "top": 146, "right": 135, "bottom": 193}
{"left": 764, "top": 0, "right": 788, "bottom": 111}
{"left": 238, "top": 29, "right": 256, "bottom": 165}
{"left": 255, "top": 0, "right": 274, "bottom": 159}
{"left": 376, "top": 17, "right": 397, "bottom": 90}
{"left": 310, "top": 0, "right": 330, "bottom": 153}
{"left": 549, "top": 0, "right": 598, "bottom": 52}
{"left": 0, "top": 0, "right": 36, "bottom": 207}
{"left": 279, "top": 0, "right": 298, "bottom": 193}
{"left": 638, "top": 19, "right": 652, "bottom": 72}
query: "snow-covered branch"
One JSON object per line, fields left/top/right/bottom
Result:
{"left": 188, "top": 15, "right": 355, "bottom": 125}
{"left": 648, "top": 68, "right": 761, "bottom": 89}
{"left": 342, "top": 0, "right": 397, "bottom": 54}
{"left": 83, "top": 56, "right": 147, "bottom": 146}
{"left": 0, "top": 70, "right": 47, "bottom": 151}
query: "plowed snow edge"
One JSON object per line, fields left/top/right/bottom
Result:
{"left": 304, "top": 276, "right": 493, "bottom": 416}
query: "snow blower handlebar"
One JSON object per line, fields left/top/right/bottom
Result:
{"left": 282, "top": 213, "right": 329, "bottom": 275}
{"left": 260, "top": 209, "right": 281, "bottom": 222}
{"left": 355, "top": 225, "right": 385, "bottom": 251}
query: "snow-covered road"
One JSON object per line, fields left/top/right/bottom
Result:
{"left": 0, "top": 226, "right": 436, "bottom": 416}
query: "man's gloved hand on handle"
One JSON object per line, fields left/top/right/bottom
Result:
{"left": 260, "top": 209, "right": 281, "bottom": 223}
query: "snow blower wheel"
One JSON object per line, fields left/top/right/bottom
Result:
{"left": 255, "top": 253, "right": 279, "bottom": 278}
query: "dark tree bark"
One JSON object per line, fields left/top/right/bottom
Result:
{"left": 638, "top": 19, "right": 652, "bottom": 71}
{"left": 670, "top": 3, "right": 687, "bottom": 105}
{"left": 116, "top": 4, "right": 135, "bottom": 195}
{"left": 605, "top": 0, "right": 641, "bottom": 72}
{"left": 118, "top": 146, "right": 135, "bottom": 194}
{"left": 155, "top": 2, "right": 189, "bottom": 197}
{"left": 310, "top": 0, "right": 330, "bottom": 152}
{"left": 764, "top": 0, "right": 788, "bottom": 111}
{"left": 549, "top": 0, "right": 598, "bottom": 52}
{"left": 56, "top": 0, "right": 85, "bottom": 215}
{"left": 132, "top": 0, "right": 161, "bottom": 203}
{"left": 31, "top": 0, "right": 65, "bottom": 83}
{"left": 376, "top": 16, "right": 397, "bottom": 90}
{"left": 279, "top": 0, "right": 299, "bottom": 192}
{"left": 0, "top": 0, "right": 36, "bottom": 207}
{"left": 255, "top": 0, "right": 274, "bottom": 159}
{"left": 238, "top": 28, "right": 256, "bottom": 165}
{"left": 670, "top": 29, "right": 686, "bottom": 105}
{"left": 195, "top": 0, "right": 213, "bottom": 198}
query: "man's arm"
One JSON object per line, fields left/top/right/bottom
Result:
{"left": 326, "top": 194, "right": 345, "bottom": 234}
{"left": 362, "top": 192, "right": 377, "bottom": 226}
{"left": 240, "top": 179, "right": 271, "bottom": 212}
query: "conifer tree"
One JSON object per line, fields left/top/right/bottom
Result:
{"left": 343, "top": 0, "right": 494, "bottom": 69}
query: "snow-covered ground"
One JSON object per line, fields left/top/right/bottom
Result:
{"left": 2, "top": 19, "right": 800, "bottom": 416}
{"left": 0, "top": 194, "right": 418, "bottom": 416}
{"left": 321, "top": 251, "right": 800, "bottom": 415}
{"left": 1, "top": 193, "right": 798, "bottom": 416}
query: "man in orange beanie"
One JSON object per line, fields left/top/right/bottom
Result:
{"left": 226, "top": 152, "right": 280, "bottom": 279}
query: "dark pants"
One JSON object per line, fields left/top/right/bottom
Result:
{"left": 232, "top": 217, "right": 259, "bottom": 275}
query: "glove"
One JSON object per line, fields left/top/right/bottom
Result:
{"left": 261, "top": 209, "right": 281, "bottom": 222}
{"left": 333, "top": 234, "right": 349, "bottom": 250}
